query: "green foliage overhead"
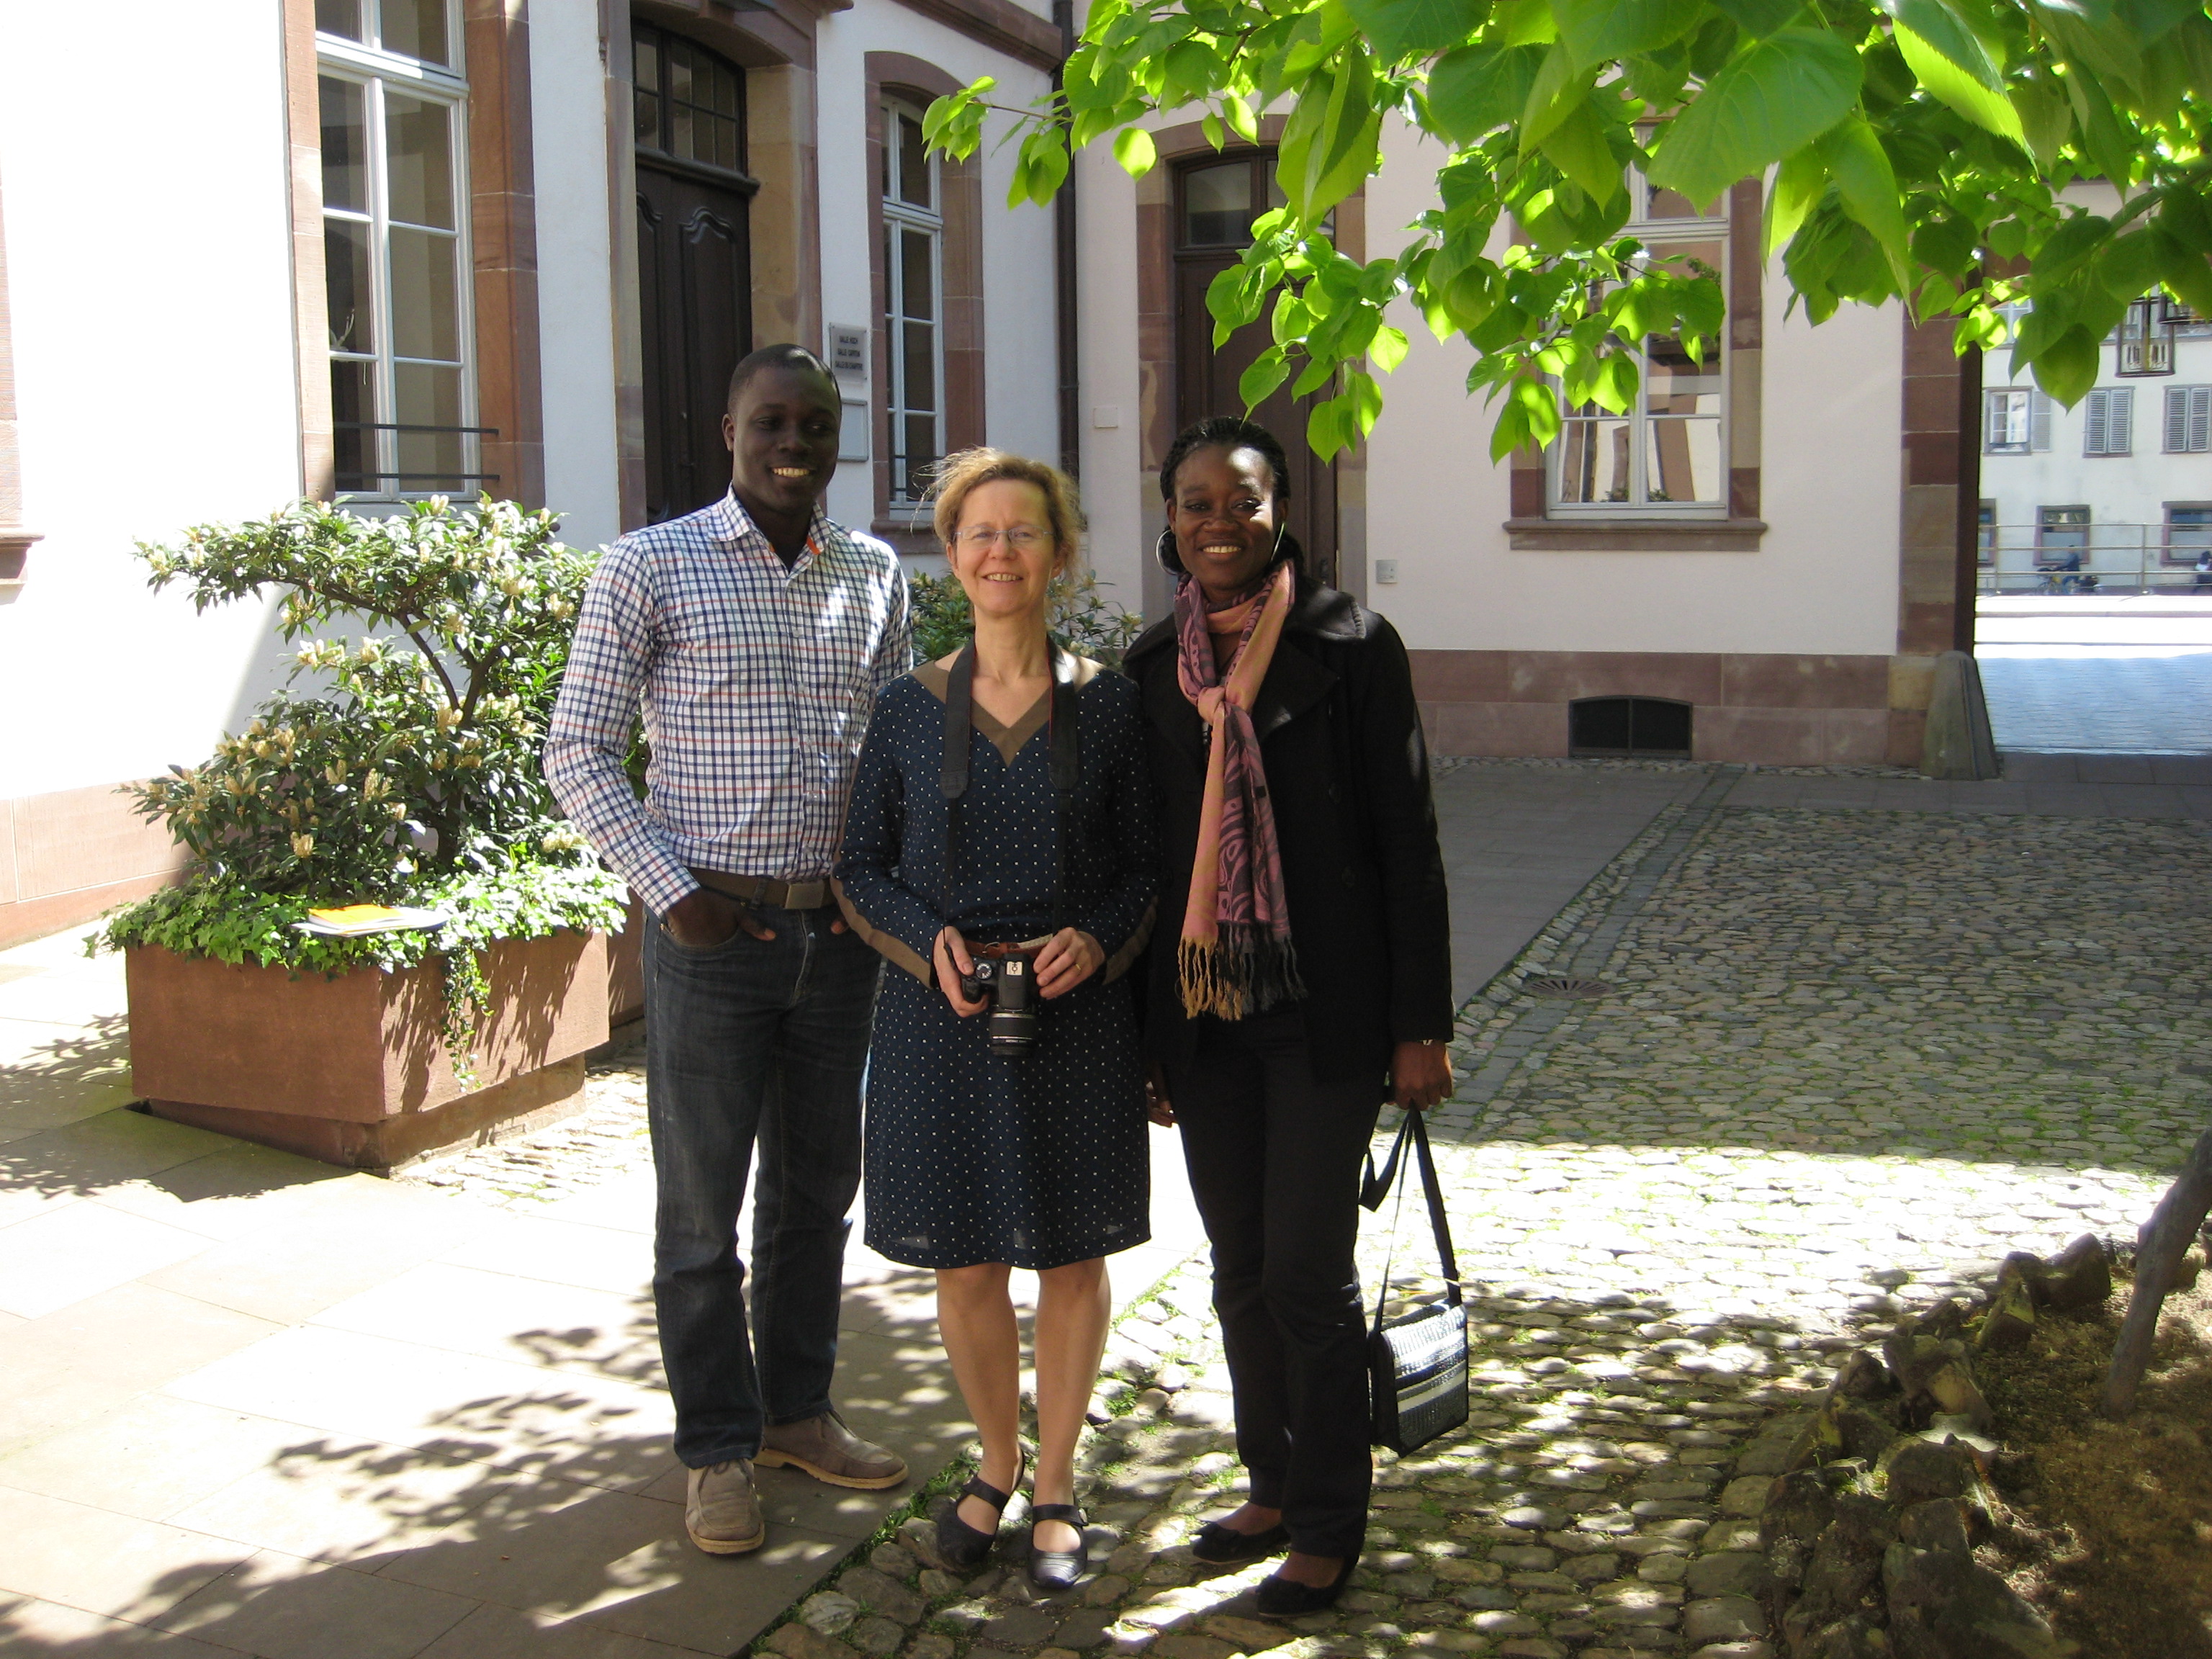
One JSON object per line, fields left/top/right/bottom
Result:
{"left": 926, "top": 0, "right": 2212, "bottom": 457}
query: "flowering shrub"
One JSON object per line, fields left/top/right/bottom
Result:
{"left": 95, "top": 498, "right": 626, "bottom": 1064}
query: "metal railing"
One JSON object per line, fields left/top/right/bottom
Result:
{"left": 1977, "top": 523, "right": 2212, "bottom": 594}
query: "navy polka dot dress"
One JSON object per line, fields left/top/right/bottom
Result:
{"left": 834, "top": 657, "right": 1159, "bottom": 1271}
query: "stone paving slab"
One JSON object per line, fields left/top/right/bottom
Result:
{"left": 1979, "top": 644, "right": 2212, "bottom": 753}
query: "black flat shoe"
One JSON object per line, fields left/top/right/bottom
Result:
{"left": 934, "top": 1462, "right": 1022, "bottom": 1570}
{"left": 1191, "top": 1519, "right": 1292, "bottom": 1565}
{"left": 1027, "top": 1503, "right": 1089, "bottom": 1590}
{"left": 1254, "top": 1555, "right": 1358, "bottom": 1618}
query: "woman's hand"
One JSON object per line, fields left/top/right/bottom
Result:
{"left": 1034, "top": 928, "right": 1105, "bottom": 999}
{"left": 1390, "top": 1040, "right": 1454, "bottom": 1112}
{"left": 1144, "top": 1062, "right": 1177, "bottom": 1128}
{"left": 933, "top": 927, "right": 986, "bottom": 1017}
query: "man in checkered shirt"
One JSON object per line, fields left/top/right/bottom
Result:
{"left": 548, "top": 344, "right": 913, "bottom": 1557}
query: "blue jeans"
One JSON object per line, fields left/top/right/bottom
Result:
{"left": 643, "top": 905, "right": 882, "bottom": 1468}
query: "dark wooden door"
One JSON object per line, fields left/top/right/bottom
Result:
{"left": 1174, "top": 154, "right": 1337, "bottom": 585}
{"left": 637, "top": 162, "right": 752, "bottom": 524}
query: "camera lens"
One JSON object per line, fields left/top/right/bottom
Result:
{"left": 988, "top": 1004, "right": 1038, "bottom": 1057}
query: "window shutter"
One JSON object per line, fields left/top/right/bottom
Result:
{"left": 2170, "top": 385, "right": 2192, "bottom": 451}
{"left": 2193, "top": 387, "right": 2212, "bottom": 452}
{"left": 2031, "top": 391, "right": 2053, "bottom": 451}
{"left": 2085, "top": 390, "right": 2108, "bottom": 455}
{"left": 2110, "top": 386, "right": 2133, "bottom": 454}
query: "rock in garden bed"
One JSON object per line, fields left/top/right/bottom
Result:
{"left": 1755, "top": 1231, "right": 2212, "bottom": 1659}
{"left": 1973, "top": 1246, "right": 2212, "bottom": 1658}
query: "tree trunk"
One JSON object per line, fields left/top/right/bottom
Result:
{"left": 2101, "top": 1125, "right": 2212, "bottom": 1418}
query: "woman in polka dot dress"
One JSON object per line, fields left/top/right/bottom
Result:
{"left": 835, "top": 449, "right": 1159, "bottom": 1591}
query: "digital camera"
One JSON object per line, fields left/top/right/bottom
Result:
{"left": 958, "top": 953, "right": 1040, "bottom": 1058}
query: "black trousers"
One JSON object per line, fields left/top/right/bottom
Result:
{"left": 1168, "top": 1012, "right": 1381, "bottom": 1560}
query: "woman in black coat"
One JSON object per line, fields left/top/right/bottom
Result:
{"left": 1125, "top": 416, "right": 1453, "bottom": 1614}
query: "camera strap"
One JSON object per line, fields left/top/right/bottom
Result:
{"left": 940, "top": 639, "right": 1082, "bottom": 933}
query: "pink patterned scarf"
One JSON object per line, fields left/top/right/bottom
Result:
{"left": 1174, "top": 559, "right": 1304, "bottom": 1018}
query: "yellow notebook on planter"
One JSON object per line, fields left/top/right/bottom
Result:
{"left": 295, "top": 904, "right": 447, "bottom": 938}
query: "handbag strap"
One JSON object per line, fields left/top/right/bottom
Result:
{"left": 1359, "top": 1110, "right": 1463, "bottom": 1339}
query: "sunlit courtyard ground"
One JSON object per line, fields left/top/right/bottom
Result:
{"left": 4, "top": 728, "right": 2209, "bottom": 1657}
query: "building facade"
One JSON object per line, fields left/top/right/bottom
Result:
{"left": 1071, "top": 115, "right": 1980, "bottom": 771}
{"left": 0, "top": 0, "right": 1068, "bottom": 948}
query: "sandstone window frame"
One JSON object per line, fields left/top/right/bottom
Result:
{"left": 1507, "top": 176, "right": 1766, "bottom": 552}
{"left": 881, "top": 97, "right": 945, "bottom": 509}
{"left": 281, "top": 0, "right": 543, "bottom": 507}
{"left": 865, "top": 53, "right": 984, "bottom": 552}
{"left": 315, "top": 26, "right": 483, "bottom": 500}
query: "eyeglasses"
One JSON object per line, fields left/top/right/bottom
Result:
{"left": 952, "top": 526, "right": 1052, "bottom": 551}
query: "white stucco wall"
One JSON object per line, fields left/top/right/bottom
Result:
{"left": 814, "top": 4, "right": 1061, "bottom": 541}
{"left": 1073, "top": 143, "right": 1148, "bottom": 616}
{"left": 531, "top": 0, "right": 624, "bottom": 554}
{"left": 0, "top": 6, "right": 302, "bottom": 801}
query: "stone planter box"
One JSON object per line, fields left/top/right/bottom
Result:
{"left": 608, "top": 894, "right": 644, "bottom": 1030}
{"left": 126, "top": 930, "right": 611, "bottom": 1172}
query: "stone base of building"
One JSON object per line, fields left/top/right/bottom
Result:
{"left": 1411, "top": 649, "right": 1934, "bottom": 768}
{"left": 0, "top": 782, "right": 190, "bottom": 950}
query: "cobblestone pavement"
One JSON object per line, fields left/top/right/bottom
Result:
{"left": 752, "top": 778, "right": 2208, "bottom": 1659}
{"left": 399, "top": 773, "right": 2209, "bottom": 1659}
{"left": 398, "top": 1031, "right": 653, "bottom": 1208}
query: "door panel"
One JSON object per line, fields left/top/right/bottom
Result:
{"left": 637, "top": 162, "right": 752, "bottom": 524}
{"left": 1172, "top": 156, "right": 1338, "bottom": 585}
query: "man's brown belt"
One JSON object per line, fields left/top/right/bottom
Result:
{"left": 689, "top": 868, "right": 830, "bottom": 910}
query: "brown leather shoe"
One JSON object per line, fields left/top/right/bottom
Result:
{"left": 755, "top": 1408, "right": 908, "bottom": 1490}
{"left": 685, "top": 1458, "right": 766, "bottom": 1555}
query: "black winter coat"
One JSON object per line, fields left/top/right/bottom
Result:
{"left": 1124, "top": 576, "right": 1453, "bottom": 1089}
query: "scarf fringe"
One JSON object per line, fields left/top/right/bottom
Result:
{"left": 1177, "top": 930, "right": 1307, "bottom": 1020}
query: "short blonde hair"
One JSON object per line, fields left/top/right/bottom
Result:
{"left": 928, "top": 448, "right": 1085, "bottom": 575}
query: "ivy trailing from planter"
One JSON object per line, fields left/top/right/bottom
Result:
{"left": 90, "top": 497, "right": 629, "bottom": 1080}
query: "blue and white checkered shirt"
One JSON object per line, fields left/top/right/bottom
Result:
{"left": 546, "top": 490, "right": 912, "bottom": 915}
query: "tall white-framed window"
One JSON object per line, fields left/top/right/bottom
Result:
{"left": 317, "top": 0, "right": 478, "bottom": 500}
{"left": 881, "top": 101, "right": 943, "bottom": 505}
{"left": 1552, "top": 171, "right": 1727, "bottom": 515}
{"left": 1984, "top": 387, "right": 2052, "bottom": 454}
{"left": 2084, "top": 386, "right": 2134, "bottom": 456}
{"left": 2164, "top": 386, "right": 2212, "bottom": 452}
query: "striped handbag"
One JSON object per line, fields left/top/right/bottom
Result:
{"left": 1361, "top": 1110, "right": 1470, "bottom": 1456}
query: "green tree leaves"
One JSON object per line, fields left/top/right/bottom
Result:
{"left": 1279, "top": 45, "right": 1383, "bottom": 221}
{"left": 1646, "top": 28, "right": 1864, "bottom": 210}
{"left": 1344, "top": 0, "right": 1488, "bottom": 62}
{"left": 922, "top": 0, "right": 2212, "bottom": 459}
{"left": 1554, "top": 0, "right": 1703, "bottom": 66}
{"left": 1426, "top": 43, "right": 1543, "bottom": 141}
{"left": 1883, "top": 1, "right": 2026, "bottom": 144}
